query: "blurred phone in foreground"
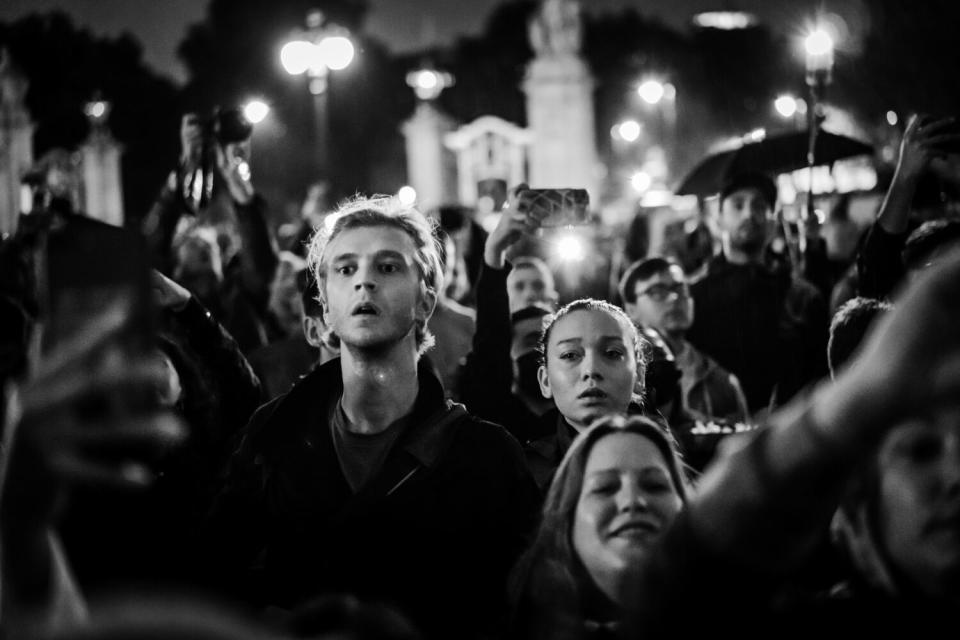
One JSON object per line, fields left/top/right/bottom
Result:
{"left": 520, "top": 188, "right": 590, "bottom": 228}
{"left": 35, "top": 217, "right": 154, "bottom": 390}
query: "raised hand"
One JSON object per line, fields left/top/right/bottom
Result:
{"left": 483, "top": 184, "right": 548, "bottom": 268}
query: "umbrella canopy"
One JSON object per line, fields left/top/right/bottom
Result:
{"left": 676, "top": 129, "right": 874, "bottom": 197}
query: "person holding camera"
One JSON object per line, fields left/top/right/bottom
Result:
{"left": 142, "top": 110, "right": 279, "bottom": 354}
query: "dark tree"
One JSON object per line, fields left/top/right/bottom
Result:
{"left": 0, "top": 12, "right": 181, "bottom": 220}
{"left": 176, "top": 0, "right": 413, "bottom": 207}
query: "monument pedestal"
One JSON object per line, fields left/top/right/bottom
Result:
{"left": 0, "top": 58, "right": 33, "bottom": 235}
{"left": 81, "top": 130, "right": 124, "bottom": 226}
{"left": 523, "top": 54, "right": 600, "bottom": 201}
{"left": 401, "top": 102, "right": 457, "bottom": 212}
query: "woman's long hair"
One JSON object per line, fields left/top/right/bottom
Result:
{"left": 508, "top": 415, "right": 689, "bottom": 639}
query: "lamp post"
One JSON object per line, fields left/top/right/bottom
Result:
{"left": 636, "top": 78, "right": 677, "bottom": 178}
{"left": 280, "top": 9, "right": 355, "bottom": 182}
{"left": 804, "top": 28, "right": 834, "bottom": 222}
{"left": 405, "top": 63, "right": 454, "bottom": 102}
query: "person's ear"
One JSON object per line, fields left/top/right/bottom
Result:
{"left": 538, "top": 364, "right": 553, "bottom": 399}
{"left": 303, "top": 316, "right": 324, "bottom": 348}
{"left": 417, "top": 286, "right": 438, "bottom": 324}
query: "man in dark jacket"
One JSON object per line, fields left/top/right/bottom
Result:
{"left": 207, "top": 196, "right": 539, "bottom": 639}
{"left": 687, "top": 172, "right": 828, "bottom": 413}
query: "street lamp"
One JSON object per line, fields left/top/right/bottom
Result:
{"left": 612, "top": 119, "right": 641, "bottom": 143}
{"left": 405, "top": 63, "right": 454, "bottom": 101}
{"left": 803, "top": 26, "right": 834, "bottom": 223}
{"left": 242, "top": 99, "right": 270, "bottom": 124}
{"left": 281, "top": 9, "right": 355, "bottom": 182}
{"left": 774, "top": 94, "right": 798, "bottom": 119}
{"left": 638, "top": 80, "right": 665, "bottom": 105}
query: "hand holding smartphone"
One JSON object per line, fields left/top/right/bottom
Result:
{"left": 518, "top": 188, "right": 590, "bottom": 228}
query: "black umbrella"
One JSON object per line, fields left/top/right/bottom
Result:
{"left": 676, "top": 129, "right": 874, "bottom": 197}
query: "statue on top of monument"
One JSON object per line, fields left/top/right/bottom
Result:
{"left": 529, "top": 0, "right": 582, "bottom": 57}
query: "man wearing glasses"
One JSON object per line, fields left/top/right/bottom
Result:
{"left": 620, "top": 257, "right": 749, "bottom": 424}
{"left": 685, "top": 172, "right": 829, "bottom": 416}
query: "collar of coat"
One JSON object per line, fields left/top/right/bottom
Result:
{"left": 255, "top": 356, "right": 467, "bottom": 469}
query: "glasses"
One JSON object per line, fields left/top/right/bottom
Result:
{"left": 635, "top": 282, "right": 690, "bottom": 302}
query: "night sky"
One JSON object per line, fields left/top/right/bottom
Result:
{"left": 0, "top": 0, "right": 867, "bottom": 83}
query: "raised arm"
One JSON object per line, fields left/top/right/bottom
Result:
{"left": 633, "top": 246, "right": 960, "bottom": 631}
{"left": 858, "top": 114, "right": 959, "bottom": 298}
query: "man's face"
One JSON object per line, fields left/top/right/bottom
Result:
{"left": 876, "top": 411, "right": 960, "bottom": 598}
{"left": 507, "top": 265, "right": 557, "bottom": 313}
{"left": 625, "top": 265, "right": 693, "bottom": 337}
{"left": 322, "top": 226, "right": 434, "bottom": 353}
{"left": 719, "top": 187, "right": 772, "bottom": 254}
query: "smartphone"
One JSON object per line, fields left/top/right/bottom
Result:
{"left": 520, "top": 188, "right": 590, "bottom": 228}
{"left": 37, "top": 216, "right": 154, "bottom": 363}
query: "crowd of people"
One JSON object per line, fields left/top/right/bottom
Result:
{"left": 0, "top": 111, "right": 958, "bottom": 639}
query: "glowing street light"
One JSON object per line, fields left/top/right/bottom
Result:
{"left": 774, "top": 95, "right": 798, "bottom": 119}
{"left": 886, "top": 110, "right": 898, "bottom": 126}
{"left": 616, "top": 120, "right": 642, "bottom": 142}
{"left": 692, "top": 11, "right": 758, "bottom": 30}
{"left": 397, "top": 185, "right": 417, "bottom": 207}
{"left": 243, "top": 99, "right": 270, "bottom": 124}
{"left": 317, "top": 35, "right": 354, "bottom": 71}
{"left": 405, "top": 64, "right": 455, "bottom": 101}
{"left": 280, "top": 9, "right": 356, "bottom": 182}
{"left": 84, "top": 100, "right": 109, "bottom": 121}
{"left": 280, "top": 40, "right": 315, "bottom": 75}
{"left": 804, "top": 28, "right": 834, "bottom": 85}
{"left": 630, "top": 170, "right": 652, "bottom": 194}
{"left": 555, "top": 233, "right": 585, "bottom": 262}
{"left": 281, "top": 11, "right": 355, "bottom": 95}
{"left": 638, "top": 80, "right": 666, "bottom": 105}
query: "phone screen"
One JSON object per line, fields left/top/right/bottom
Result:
{"left": 521, "top": 188, "right": 590, "bottom": 228}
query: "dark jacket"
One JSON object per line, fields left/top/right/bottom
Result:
{"left": 61, "top": 296, "right": 262, "bottom": 590}
{"left": 459, "top": 262, "right": 552, "bottom": 443}
{"left": 687, "top": 255, "right": 828, "bottom": 412}
{"left": 856, "top": 222, "right": 911, "bottom": 300}
{"left": 206, "top": 358, "right": 540, "bottom": 638}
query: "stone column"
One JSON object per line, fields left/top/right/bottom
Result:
{"left": 0, "top": 53, "right": 34, "bottom": 236}
{"left": 80, "top": 120, "right": 124, "bottom": 226}
{"left": 401, "top": 102, "right": 456, "bottom": 211}
{"left": 522, "top": 0, "right": 600, "bottom": 203}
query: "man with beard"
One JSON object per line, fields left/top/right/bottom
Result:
{"left": 685, "top": 172, "right": 828, "bottom": 414}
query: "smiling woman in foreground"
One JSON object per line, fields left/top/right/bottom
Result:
{"left": 508, "top": 415, "right": 688, "bottom": 639}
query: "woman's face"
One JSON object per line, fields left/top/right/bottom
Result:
{"left": 538, "top": 309, "right": 638, "bottom": 430}
{"left": 572, "top": 432, "right": 683, "bottom": 597}
{"left": 877, "top": 410, "right": 960, "bottom": 598}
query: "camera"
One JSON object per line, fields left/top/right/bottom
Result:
{"left": 178, "top": 106, "right": 254, "bottom": 214}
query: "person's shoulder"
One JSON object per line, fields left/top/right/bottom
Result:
{"left": 448, "top": 409, "right": 523, "bottom": 451}
{"left": 232, "top": 366, "right": 330, "bottom": 454}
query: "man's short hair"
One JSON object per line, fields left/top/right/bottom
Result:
{"left": 511, "top": 256, "right": 554, "bottom": 284}
{"left": 618, "top": 256, "right": 678, "bottom": 305}
{"left": 902, "top": 218, "right": 960, "bottom": 272}
{"left": 305, "top": 195, "right": 443, "bottom": 355}
{"left": 719, "top": 171, "right": 778, "bottom": 211}
{"left": 298, "top": 268, "right": 322, "bottom": 318}
{"left": 510, "top": 304, "right": 552, "bottom": 328}
{"left": 828, "top": 297, "right": 893, "bottom": 378}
